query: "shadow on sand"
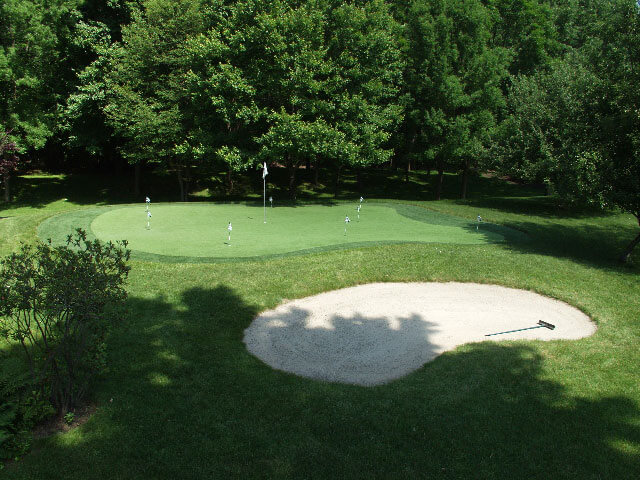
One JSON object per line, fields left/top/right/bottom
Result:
{"left": 245, "top": 306, "right": 443, "bottom": 386}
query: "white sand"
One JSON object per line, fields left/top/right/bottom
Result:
{"left": 243, "top": 282, "right": 596, "bottom": 386}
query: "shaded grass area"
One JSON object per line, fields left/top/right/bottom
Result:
{"left": 1, "top": 171, "right": 639, "bottom": 478}
{"left": 3, "top": 250, "right": 639, "bottom": 479}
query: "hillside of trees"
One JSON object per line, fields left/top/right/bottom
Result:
{"left": 1, "top": 0, "right": 639, "bottom": 258}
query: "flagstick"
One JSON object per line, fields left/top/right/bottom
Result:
{"left": 262, "top": 162, "right": 268, "bottom": 224}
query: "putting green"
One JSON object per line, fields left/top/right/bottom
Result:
{"left": 38, "top": 203, "right": 525, "bottom": 262}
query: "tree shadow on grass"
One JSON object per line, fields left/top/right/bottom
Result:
{"left": 454, "top": 193, "right": 623, "bottom": 220}
{"left": 4, "top": 285, "right": 639, "bottom": 479}
{"left": 3, "top": 174, "right": 136, "bottom": 210}
{"left": 4, "top": 173, "right": 190, "bottom": 210}
{"left": 494, "top": 219, "right": 640, "bottom": 271}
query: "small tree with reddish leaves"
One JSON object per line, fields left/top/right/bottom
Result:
{"left": 0, "top": 131, "right": 20, "bottom": 203}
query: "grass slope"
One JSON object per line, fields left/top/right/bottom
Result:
{"left": 1, "top": 171, "right": 639, "bottom": 479}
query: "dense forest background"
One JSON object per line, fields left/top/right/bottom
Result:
{"left": 1, "top": 0, "right": 639, "bottom": 256}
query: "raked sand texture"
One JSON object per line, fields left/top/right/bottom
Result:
{"left": 243, "top": 283, "right": 596, "bottom": 386}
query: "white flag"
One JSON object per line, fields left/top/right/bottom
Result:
{"left": 262, "top": 162, "right": 268, "bottom": 179}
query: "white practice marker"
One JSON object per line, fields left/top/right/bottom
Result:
{"left": 360, "top": 196, "right": 364, "bottom": 204}
{"left": 145, "top": 196, "right": 151, "bottom": 212}
{"left": 269, "top": 196, "right": 273, "bottom": 208}
{"left": 357, "top": 204, "right": 361, "bottom": 221}
{"left": 146, "top": 210, "right": 152, "bottom": 229}
{"left": 227, "top": 221, "right": 232, "bottom": 244}
{"left": 344, "top": 215, "right": 351, "bottom": 235}
{"left": 477, "top": 215, "right": 482, "bottom": 231}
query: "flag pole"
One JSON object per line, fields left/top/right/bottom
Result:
{"left": 262, "top": 162, "right": 268, "bottom": 224}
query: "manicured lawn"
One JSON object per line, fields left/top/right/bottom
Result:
{"left": 1, "top": 172, "right": 639, "bottom": 479}
{"left": 38, "top": 202, "right": 521, "bottom": 261}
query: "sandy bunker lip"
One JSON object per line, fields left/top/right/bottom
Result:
{"left": 243, "top": 282, "right": 596, "bottom": 386}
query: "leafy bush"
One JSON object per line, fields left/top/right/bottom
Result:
{"left": 0, "top": 229, "right": 130, "bottom": 415}
{"left": 0, "top": 356, "right": 54, "bottom": 462}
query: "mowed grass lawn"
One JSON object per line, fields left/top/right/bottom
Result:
{"left": 38, "top": 202, "right": 519, "bottom": 260}
{"left": 1, "top": 172, "right": 639, "bottom": 479}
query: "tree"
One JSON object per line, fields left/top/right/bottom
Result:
{"left": 0, "top": 229, "right": 130, "bottom": 414}
{"left": 103, "top": 0, "right": 205, "bottom": 201}
{"left": 493, "top": 56, "right": 605, "bottom": 201}
{"left": 184, "top": 1, "right": 261, "bottom": 194}
{"left": 63, "top": 1, "right": 133, "bottom": 180}
{"left": 404, "top": 0, "right": 509, "bottom": 200}
{"left": 585, "top": 0, "right": 640, "bottom": 261}
{"left": 250, "top": 0, "right": 403, "bottom": 198}
{"left": 486, "top": 0, "right": 558, "bottom": 75}
{"left": 325, "top": 0, "right": 404, "bottom": 193}
{"left": 493, "top": 0, "right": 640, "bottom": 262}
{"left": 0, "top": 0, "right": 83, "bottom": 159}
{"left": 248, "top": 0, "right": 338, "bottom": 198}
{"left": 0, "top": 130, "right": 19, "bottom": 202}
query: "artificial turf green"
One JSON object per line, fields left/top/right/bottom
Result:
{"left": 1, "top": 172, "right": 639, "bottom": 479}
{"left": 38, "top": 202, "right": 523, "bottom": 261}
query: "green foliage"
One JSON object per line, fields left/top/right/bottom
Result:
{"left": 582, "top": 0, "right": 640, "bottom": 219}
{"left": 404, "top": 0, "right": 510, "bottom": 198}
{"left": 0, "top": 0, "right": 83, "bottom": 152}
{"left": 63, "top": 411, "right": 74, "bottom": 425}
{"left": 103, "top": 0, "right": 204, "bottom": 199}
{"left": 0, "top": 229, "right": 130, "bottom": 413}
{"left": 492, "top": 0, "right": 640, "bottom": 258}
{"left": 493, "top": 56, "right": 606, "bottom": 206}
{"left": 104, "top": 0, "right": 404, "bottom": 198}
{"left": 0, "top": 356, "right": 54, "bottom": 461}
{"left": 247, "top": 0, "right": 404, "bottom": 196}
{"left": 487, "top": 0, "right": 559, "bottom": 74}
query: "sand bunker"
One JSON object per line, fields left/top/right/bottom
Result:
{"left": 243, "top": 282, "right": 595, "bottom": 386}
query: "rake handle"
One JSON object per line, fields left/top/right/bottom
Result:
{"left": 485, "top": 320, "right": 556, "bottom": 337}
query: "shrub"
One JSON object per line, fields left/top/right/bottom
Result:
{"left": 0, "top": 355, "right": 54, "bottom": 461}
{"left": 0, "top": 229, "right": 130, "bottom": 415}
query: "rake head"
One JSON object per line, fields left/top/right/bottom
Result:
{"left": 537, "top": 320, "right": 556, "bottom": 330}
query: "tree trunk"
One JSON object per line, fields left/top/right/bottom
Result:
{"left": 461, "top": 159, "right": 470, "bottom": 200}
{"left": 436, "top": 168, "right": 444, "bottom": 200}
{"left": 313, "top": 159, "right": 319, "bottom": 186}
{"left": 177, "top": 168, "right": 185, "bottom": 201}
{"left": 113, "top": 148, "right": 123, "bottom": 176}
{"left": 334, "top": 164, "right": 342, "bottom": 197}
{"left": 405, "top": 132, "right": 416, "bottom": 181}
{"left": 619, "top": 216, "right": 640, "bottom": 263}
{"left": 134, "top": 162, "right": 141, "bottom": 197}
{"left": 3, "top": 175, "right": 10, "bottom": 202}
{"left": 288, "top": 162, "right": 297, "bottom": 200}
{"left": 227, "top": 165, "right": 234, "bottom": 194}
